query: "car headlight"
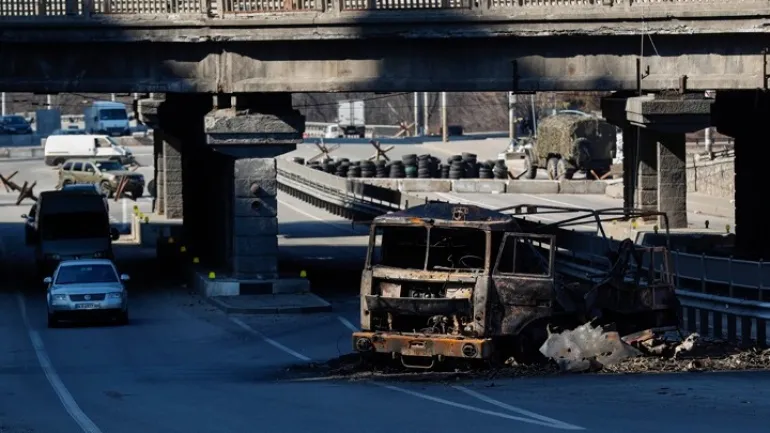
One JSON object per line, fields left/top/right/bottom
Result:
{"left": 107, "top": 292, "right": 123, "bottom": 299}
{"left": 52, "top": 294, "right": 67, "bottom": 301}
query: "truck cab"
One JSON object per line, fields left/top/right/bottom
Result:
{"left": 84, "top": 101, "right": 131, "bottom": 137}
{"left": 352, "top": 202, "right": 556, "bottom": 367}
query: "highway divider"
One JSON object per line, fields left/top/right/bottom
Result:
{"left": 0, "top": 146, "right": 44, "bottom": 160}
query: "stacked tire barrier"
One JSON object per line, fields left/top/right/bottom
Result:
{"left": 294, "top": 152, "right": 508, "bottom": 180}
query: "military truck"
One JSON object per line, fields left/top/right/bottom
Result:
{"left": 58, "top": 159, "right": 145, "bottom": 200}
{"left": 522, "top": 112, "right": 617, "bottom": 180}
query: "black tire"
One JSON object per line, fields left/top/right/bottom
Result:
{"left": 523, "top": 155, "right": 537, "bottom": 180}
{"left": 47, "top": 312, "right": 59, "bottom": 328}
{"left": 557, "top": 158, "right": 574, "bottom": 180}
{"left": 61, "top": 179, "right": 72, "bottom": 188}
{"left": 131, "top": 190, "right": 142, "bottom": 200}
{"left": 546, "top": 157, "right": 559, "bottom": 180}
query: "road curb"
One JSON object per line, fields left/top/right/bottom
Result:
{"left": 205, "top": 294, "right": 333, "bottom": 315}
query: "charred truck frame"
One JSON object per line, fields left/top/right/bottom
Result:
{"left": 352, "top": 202, "right": 680, "bottom": 368}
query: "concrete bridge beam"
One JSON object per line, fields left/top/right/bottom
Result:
{"left": 713, "top": 90, "right": 770, "bottom": 261}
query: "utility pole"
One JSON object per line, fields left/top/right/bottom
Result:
{"left": 1, "top": 92, "right": 5, "bottom": 116}
{"left": 530, "top": 94, "right": 537, "bottom": 133}
{"left": 508, "top": 92, "right": 516, "bottom": 140}
{"left": 704, "top": 126, "right": 713, "bottom": 155}
{"left": 414, "top": 92, "right": 420, "bottom": 136}
{"left": 441, "top": 92, "right": 448, "bottom": 142}
{"left": 423, "top": 92, "right": 430, "bottom": 136}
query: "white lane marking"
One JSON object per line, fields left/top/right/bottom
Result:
{"left": 453, "top": 385, "right": 584, "bottom": 430}
{"left": 520, "top": 193, "right": 580, "bottom": 208}
{"left": 337, "top": 316, "right": 358, "bottom": 332}
{"left": 373, "top": 383, "right": 583, "bottom": 430}
{"left": 16, "top": 293, "right": 104, "bottom": 433}
{"left": 231, "top": 313, "right": 577, "bottom": 429}
{"left": 121, "top": 198, "right": 128, "bottom": 224}
{"left": 435, "top": 192, "right": 596, "bottom": 231}
{"left": 229, "top": 317, "right": 311, "bottom": 362}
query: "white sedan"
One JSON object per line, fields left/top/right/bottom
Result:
{"left": 45, "top": 259, "right": 129, "bottom": 328}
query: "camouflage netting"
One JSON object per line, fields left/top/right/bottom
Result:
{"left": 536, "top": 115, "right": 616, "bottom": 162}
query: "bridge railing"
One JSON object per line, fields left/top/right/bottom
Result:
{"left": 0, "top": 0, "right": 761, "bottom": 17}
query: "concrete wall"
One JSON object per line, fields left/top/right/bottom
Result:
{"left": 687, "top": 157, "right": 734, "bottom": 199}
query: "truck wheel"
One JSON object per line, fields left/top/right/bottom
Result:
{"left": 546, "top": 157, "right": 559, "bottom": 180}
{"left": 523, "top": 155, "right": 537, "bottom": 180}
{"left": 147, "top": 179, "right": 157, "bottom": 198}
{"left": 557, "top": 158, "right": 574, "bottom": 180}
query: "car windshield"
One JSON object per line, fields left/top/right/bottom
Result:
{"left": 55, "top": 264, "right": 118, "bottom": 284}
{"left": 3, "top": 116, "right": 27, "bottom": 125}
{"left": 95, "top": 161, "right": 123, "bottom": 171}
{"left": 99, "top": 109, "right": 127, "bottom": 120}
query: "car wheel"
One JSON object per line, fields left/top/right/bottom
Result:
{"left": 47, "top": 312, "right": 59, "bottom": 328}
{"left": 131, "top": 190, "right": 142, "bottom": 200}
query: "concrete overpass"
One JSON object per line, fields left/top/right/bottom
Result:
{"left": 0, "top": 0, "right": 769, "bottom": 93}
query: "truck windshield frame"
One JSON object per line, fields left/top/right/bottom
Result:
{"left": 367, "top": 223, "right": 490, "bottom": 272}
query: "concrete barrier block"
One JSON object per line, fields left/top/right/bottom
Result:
{"left": 452, "top": 180, "right": 507, "bottom": 193}
{"left": 272, "top": 278, "right": 311, "bottom": 294}
{"left": 194, "top": 272, "right": 239, "bottom": 297}
{"left": 605, "top": 181, "right": 624, "bottom": 199}
{"left": 400, "top": 179, "right": 452, "bottom": 193}
{"left": 358, "top": 178, "right": 399, "bottom": 190}
{"left": 558, "top": 180, "right": 607, "bottom": 194}
{"left": 506, "top": 180, "right": 559, "bottom": 194}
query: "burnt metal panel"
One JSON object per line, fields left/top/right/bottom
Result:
{"left": 364, "top": 295, "right": 472, "bottom": 316}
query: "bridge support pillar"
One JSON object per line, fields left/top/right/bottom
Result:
{"left": 603, "top": 93, "right": 710, "bottom": 229}
{"left": 204, "top": 93, "right": 305, "bottom": 282}
{"left": 713, "top": 90, "right": 770, "bottom": 260}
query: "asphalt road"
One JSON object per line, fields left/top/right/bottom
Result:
{"left": 0, "top": 144, "right": 765, "bottom": 433}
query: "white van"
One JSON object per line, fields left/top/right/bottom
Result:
{"left": 44, "top": 134, "right": 134, "bottom": 167}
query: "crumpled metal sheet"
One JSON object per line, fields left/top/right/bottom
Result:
{"left": 538, "top": 323, "right": 643, "bottom": 372}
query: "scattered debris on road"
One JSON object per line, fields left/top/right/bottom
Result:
{"left": 285, "top": 329, "right": 770, "bottom": 382}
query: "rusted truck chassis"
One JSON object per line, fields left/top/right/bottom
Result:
{"left": 352, "top": 202, "right": 680, "bottom": 368}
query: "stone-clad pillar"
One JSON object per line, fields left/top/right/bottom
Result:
{"left": 205, "top": 93, "right": 304, "bottom": 281}
{"left": 232, "top": 158, "right": 280, "bottom": 279}
{"left": 714, "top": 90, "right": 770, "bottom": 260}
{"left": 657, "top": 133, "right": 687, "bottom": 229}
{"left": 621, "top": 126, "right": 637, "bottom": 210}
{"left": 152, "top": 130, "right": 164, "bottom": 214}
{"left": 636, "top": 129, "right": 658, "bottom": 219}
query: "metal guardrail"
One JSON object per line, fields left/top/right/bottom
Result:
{"left": 0, "top": 0, "right": 759, "bottom": 17}
{"left": 276, "top": 157, "right": 770, "bottom": 346}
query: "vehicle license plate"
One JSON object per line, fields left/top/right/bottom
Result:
{"left": 76, "top": 303, "right": 98, "bottom": 310}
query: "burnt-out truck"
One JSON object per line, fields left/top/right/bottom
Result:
{"left": 352, "top": 202, "right": 680, "bottom": 368}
